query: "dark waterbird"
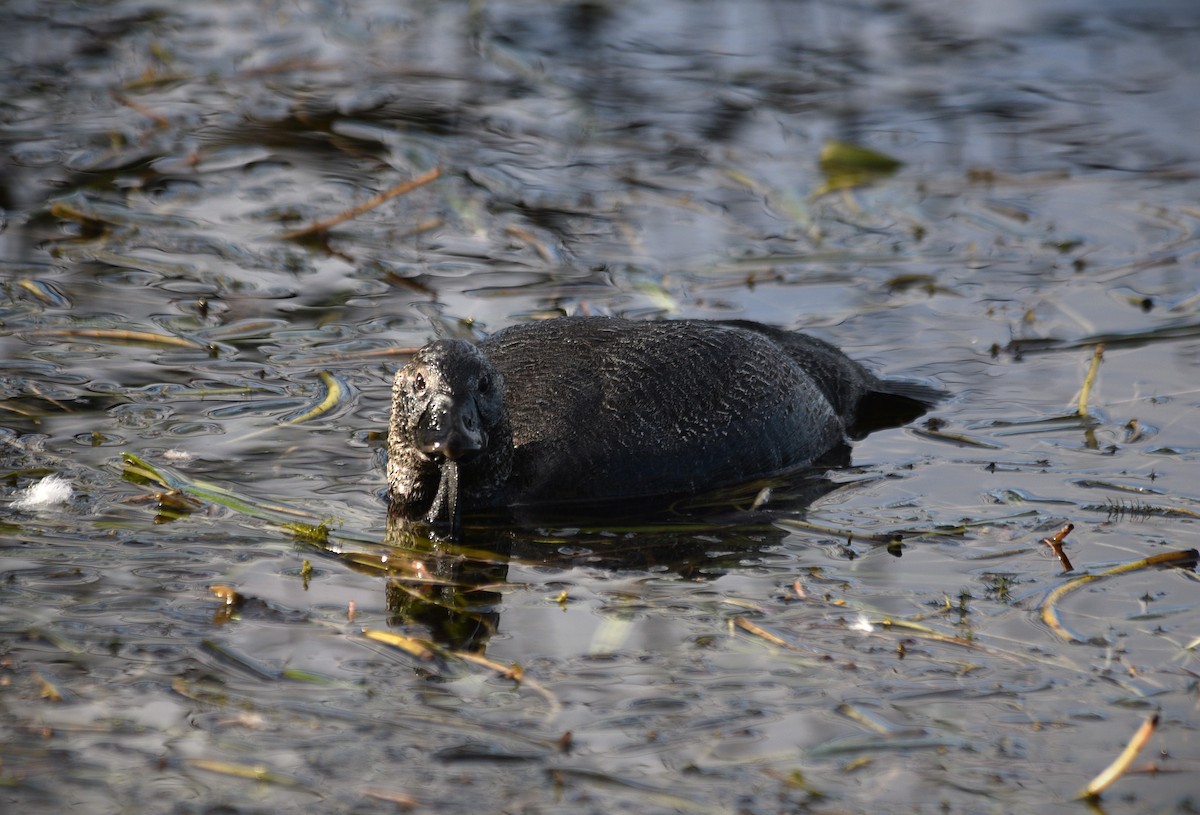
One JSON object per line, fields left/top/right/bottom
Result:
{"left": 387, "top": 317, "right": 943, "bottom": 538}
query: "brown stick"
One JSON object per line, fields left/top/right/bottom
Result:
{"left": 1042, "top": 522, "right": 1075, "bottom": 571}
{"left": 734, "top": 616, "right": 803, "bottom": 651}
{"left": 279, "top": 166, "right": 442, "bottom": 240}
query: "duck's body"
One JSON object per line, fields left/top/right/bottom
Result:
{"left": 387, "top": 317, "right": 940, "bottom": 535}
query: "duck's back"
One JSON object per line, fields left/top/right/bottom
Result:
{"left": 478, "top": 318, "right": 853, "bottom": 506}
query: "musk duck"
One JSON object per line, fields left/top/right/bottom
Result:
{"left": 387, "top": 317, "right": 942, "bottom": 537}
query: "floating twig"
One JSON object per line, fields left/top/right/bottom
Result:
{"left": 16, "top": 278, "right": 71, "bottom": 308}
{"left": 29, "top": 326, "right": 211, "bottom": 351}
{"left": 1041, "top": 548, "right": 1199, "bottom": 642}
{"left": 362, "top": 628, "right": 440, "bottom": 661}
{"left": 362, "top": 788, "right": 419, "bottom": 808}
{"left": 1077, "top": 712, "right": 1159, "bottom": 800}
{"left": 363, "top": 628, "right": 562, "bottom": 717}
{"left": 186, "top": 758, "right": 306, "bottom": 788}
{"left": 394, "top": 216, "right": 444, "bottom": 240}
{"left": 457, "top": 651, "right": 562, "bottom": 717}
{"left": 1042, "top": 522, "right": 1075, "bottom": 571}
{"left": 279, "top": 166, "right": 441, "bottom": 240}
{"left": 1077, "top": 343, "right": 1104, "bottom": 418}
{"left": 734, "top": 615, "right": 807, "bottom": 651}
{"left": 910, "top": 426, "right": 1004, "bottom": 449}
{"left": 280, "top": 371, "right": 346, "bottom": 425}
{"left": 269, "top": 346, "right": 420, "bottom": 367}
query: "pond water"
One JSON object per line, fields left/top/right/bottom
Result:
{"left": 2, "top": 0, "right": 1199, "bottom": 813}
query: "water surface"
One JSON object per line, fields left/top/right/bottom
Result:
{"left": 2, "top": 1, "right": 1199, "bottom": 813}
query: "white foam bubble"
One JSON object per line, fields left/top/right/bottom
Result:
{"left": 849, "top": 613, "right": 874, "bottom": 633}
{"left": 12, "top": 475, "right": 74, "bottom": 510}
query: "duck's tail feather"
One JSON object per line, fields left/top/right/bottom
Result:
{"left": 850, "top": 379, "right": 947, "bottom": 439}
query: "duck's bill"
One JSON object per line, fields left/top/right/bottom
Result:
{"left": 424, "top": 459, "right": 462, "bottom": 540}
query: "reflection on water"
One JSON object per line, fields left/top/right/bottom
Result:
{"left": 3, "top": 0, "right": 1200, "bottom": 812}
{"left": 372, "top": 471, "right": 847, "bottom": 652}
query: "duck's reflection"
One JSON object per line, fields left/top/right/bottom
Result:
{"left": 381, "top": 541, "right": 507, "bottom": 653}
{"left": 373, "top": 468, "right": 851, "bottom": 652}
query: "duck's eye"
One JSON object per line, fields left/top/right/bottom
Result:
{"left": 413, "top": 373, "right": 426, "bottom": 394}
{"left": 478, "top": 375, "right": 491, "bottom": 394}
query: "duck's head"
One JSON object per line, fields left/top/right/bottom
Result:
{"left": 387, "top": 339, "right": 510, "bottom": 538}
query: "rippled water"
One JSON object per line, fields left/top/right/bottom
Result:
{"left": 3, "top": 1, "right": 1200, "bottom": 813}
